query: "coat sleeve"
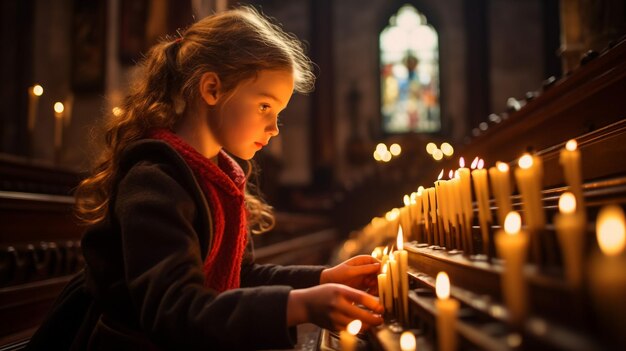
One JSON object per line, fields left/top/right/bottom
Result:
{"left": 240, "top": 234, "right": 326, "bottom": 289}
{"left": 115, "top": 162, "right": 297, "bottom": 350}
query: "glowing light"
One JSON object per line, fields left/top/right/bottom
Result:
{"left": 518, "top": 154, "right": 533, "bottom": 169}
{"left": 441, "top": 142, "right": 454, "bottom": 156}
{"left": 371, "top": 247, "right": 382, "bottom": 259}
{"left": 397, "top": 226, "right": 404, "bottom": 250}
{"left": 448, "top": 170, "right": 454, "bottom": 179}
{"left": 373, "top": 151, "right": 382, "bottom": 161}
{"left": 426, "top": 142, "right": 437, "bottom": 154}
{"left": 454, "top": 170, "right": 460, "bottom": 179}
{"left": 437, "top": 169, "right": 444, "bottom": 180}
{"left": 433, "top": 149, "right": 443, "bottom": 161}
{"left": 347, "top": 319, "right": 362, "bottom": 335}
{"left": 112, "top": 107, "right": 123, "bottom": 117}
{"left": 566, "top": 139, "right": 578, "bottom": 151}
{"left": 400, "top": 331, "right": 417, "bottom": 351}
{"left": 54, "top": 102, "right": 65, "bottom": 114}
{"left": 477, "top": 159, "right": 485, "bottom": 170}
{"left": 558, "top": 192, "right": 576, "bottom": 215}
{"left": 390, "top": 143, "right": 402, "bottom": 156}
{"left": 410, "top": 192, "right": 417, "bottom": 204}
{"left": 403, "top": 195, "right": 410, "bottom": 206}
{"left": 382, "top": 151, "right": 392, "bottom": 162}
{"left": 459, "top": 157, "right": 465, "bottom": 168}
{"left": 32, "top": 85, "right": 43, "bottom": 96}
{"left": 470, "top": 157, "right": 479, "bottom": 169}
{"left": 417, "top": 186, "right": 425, "bottom": 195}
{"left": 436, "top": 272, "right": 450, "bottom": 299}
{"left": 596, "top": 205, "right": 626, "bottom": 256}
{"left": 497, "top": 161, "right": 509, "bottom": 172}
{"left": 504, "top": 212, "right": 522, "bottom": 235}
{"left": 376, "top": 143, "right": 388, "bottom": 153}
{"left": 383, "top": 246, "right": 389, "bottom": 256}
{"left": 382, "top": 263, "right": 388, "bottom": 273}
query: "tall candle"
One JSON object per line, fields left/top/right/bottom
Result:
{"left": 495, "top": 212, "right": 529, "bottom": 326}
{"left": 28, "top": 84, "right": 43, "bottom": 132}
{"left": 395, "top": 227, "right": 409, "bottom": 324}
{"left": 514, "top": 154, "right": 545, "bottom": 231}
{"left": 389, "top": 252, "right": 400, "bottom": 317}
{"left": 378, "top": 265, "right": 390, "bottom": 314}
{"left": 381, "top": 263, "right": 393, "bottom": 312}
{"left": 427, "top": 187, "right": 438, "bottom": 244}
{"left": 489, "top": 161, "right": 513, "bottom": 227}
{"left": 435, "top": 272, "right": 459, "bottom": 351}
{"left": 559, "top": 139, "right": 585, "bottom": 213}
{"left": 554, "top": 192, "right": 585, "bottom": 287}
{"left": 340, "top": 319, "right": 362, "bottom": 351}
{"left": 53, "top": 102, "right": 65, "bottom": 152}
{"left": 589, "top": 205, "right": 626, "bottom": 348}
{"left": 435, "top": 173, "right": 450, "bottom": 237}
{"left": 472, "top": 159, "right": 493, "bottom": 256}
{"left": 457, "top": 157, "right": 473, "bottom": 251}
{"left": 422, "top": 187, "right": 431, "bottom": 243}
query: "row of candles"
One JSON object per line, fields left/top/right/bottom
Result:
{"left": 345, "top": 138, "right": 626, "bottom": 349}
{"left": 28, "top": 84, "right": 72, "bottom": 153}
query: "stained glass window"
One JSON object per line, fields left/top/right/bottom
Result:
{"left": 380, "top": 4, "right": 440, "bottom": 133}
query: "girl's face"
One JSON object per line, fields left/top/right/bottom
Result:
{"left": 212, "top": 69, "right": 294, "bottom": 160}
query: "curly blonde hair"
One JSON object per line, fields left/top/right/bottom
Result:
{"left": 74, "top": 6, "right": 315, "bottom": 235}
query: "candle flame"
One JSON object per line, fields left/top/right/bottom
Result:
{"left": 400, "top": 331, "right": 417, "bottom": 351}
{"left": 436, "top": 272, "right": 450, "bottom": 299}
{"left": 347, "top": 319, "right": 362, "bottom": 335}
{"left": 54, "top": 102, "right": 65, "bottom": 114}
{"left": 383, "top": 246, "right": 389, "bottom": 255}
{"left": 417, "top": 186, "right": 424, "bottom": 195}
{"left": 454, "top": 170, "right": 460, "bottom": 179}
{"left": 32, "top": 85, "right": 43, "bottom": 96}
{"left": 437, "top": 169, "right": 444, "bottom": 180}
{"left": 496, "top": 161, "right": 509, "bottom": 172}
{"left": 518, "top": 154, "right": 533, "bottom": 169}
{"left": 403, "top": 195, "right": 410, "bottom": 206}
{"left": 397, "top": 226, "right": 404, "bottom": 250}
{"left": 459, "top": 157, "right": 465, "bottom": 168}
{"left": 371, "top": 247, "right": 382, "bottom": 259}
{"left": 565, "top": 139, "right": 578, "bottom": 151}
{"left": 410, "top": 192, "right": 417, "bottom": 204}
{"left": 477, "top": 159, "right": 485, "bottom": 170}
{"left": 596, "top": 205, "right": 626, "bottom": 256}
{"left": 471, "top": 157, "right": 479, "bottom": 169}
{"left": 448, "top": 170, "right": 454, "bottom": 179}
{"left": 558, "top": 192, "right": 576, "bottom": 214}
{"left": 504, "top": 211, "right": 522, "bottom": 235}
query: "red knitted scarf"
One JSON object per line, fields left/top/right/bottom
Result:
{"left": 149, "top": 129, "right": 248, "bottom": 293}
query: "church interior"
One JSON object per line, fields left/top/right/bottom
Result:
{"left": 1, "top": 0, "right": 626, "bottom": 350}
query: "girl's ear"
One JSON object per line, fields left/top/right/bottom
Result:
{"left": 199, "top": 72, "right": 221, "bottom": 106}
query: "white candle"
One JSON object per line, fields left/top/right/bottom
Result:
{"left": 381, "top": 263, "right": 393, "bottom": 313}
{"left": 435, "top": 272, "right": 459, "bottom": 351}
{"left": 495, "top": 212, "right": 529, "bottom": 326}
{"left": 340, "top": 319, "right": 362, "bottom": 351}
{"left": 28, "top": 84, "right": 43, "bottom": 132}
{"left": 489, "top": 161, "right": 513, "bottom": 227}
{"left": 559, "top": 139, "right": 585, "bottom": 213}
{"left": 589, "top": 205, "right": 626, "bottom": 347}
{"left": 472, "top": 159, "right": 493, "bottom": 256}
{"left": 554, "top": 192, "right": 585, "bottom": 287}
{"left": 53, "top": 102, "right": 65, "bottom": 152}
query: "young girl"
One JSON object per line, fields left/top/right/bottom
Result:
{"left": 28, "top": 6, "right": 383, "bottom": 350}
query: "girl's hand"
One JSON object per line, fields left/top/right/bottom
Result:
{"left": 287, "top": 283, "right": 384, "bottom": 331}
{"left": 320, "top": 255, "right": 380, "bottom": 295}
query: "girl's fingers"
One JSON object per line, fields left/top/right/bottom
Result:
{"left": 336, "top": 295, "right": 384, "bottom": 326}
{"left": 340, "top": 286, "right": 385, "bottom": 314}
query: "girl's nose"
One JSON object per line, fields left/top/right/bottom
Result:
{"left": 266, "top": 119, "right": 279, "bottom": 137}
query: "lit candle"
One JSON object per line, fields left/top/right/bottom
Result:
{"left": 381, "top": 263, "right": 393, "bottom": 313}
{"left": 401, "top": 195, "right": 412, "bottom": 240}
{"left": 514, "top": 153, "right": 545, "bottom": 231}
{"left": 28, "top": 84, "right": 43, "bottom": 132}
{"left": 559, "top": 139, "right": 585, "bottom": 213}
{"left": 472, "top": 159, "right": 493, "bottom": 256}
{"left": 412, "top": 190, "right": 424, "bottom": 241}
{"left": 495, "top": 212, "right": 529, "bottom": 326}
{"left": 554, "top": 192, "right": 585, "bottom": 287}
{"left": 427, "top": 187, "right": 438, "bottom": 245}
{"left": 340, "top": 319, "right": 362, "bottom": 351}
{"left": 378, "top": 263, "right": 390, "bottom": 314}
{"left": 457, "top": 157, "right": 473, "bottom": 250}
{"left": 389, "top": 251, "right": 400, "bottom": 317}
{"left": 435, "top": 170, "right": 450, "bottom": 239}
{"left": 435, "top": 272, "right": 459, "bottom": 351}
{"left": 53, "top": 102, "right": 65, "bottom": 152}
{"left": 489, "top": 161, "right": 513, "bottom": 227}
{"left": 589, "top": 205, "right": 626, "bottom": 347}
{"left": 395, "top": 227, "right": 409, "bottom": 324}
{"left": 422, "top": 187, "right": 431, "bottom": 243}
{"left": 400, "top": 331, "right": 417, "bottom": 351}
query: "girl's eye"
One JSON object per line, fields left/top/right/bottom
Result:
{"left": 259, "top": 104, "right": 270, "bottom": 113}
